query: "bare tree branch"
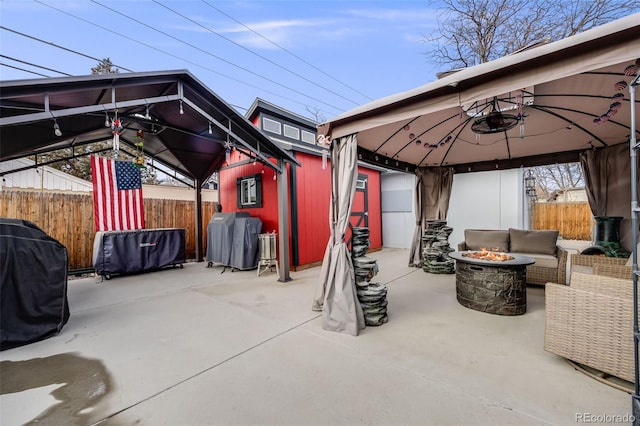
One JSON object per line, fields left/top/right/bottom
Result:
{"left": 424, "top": 0, "right": 639, "bottom": 70}
{"left": 305, "top": 106, "right": 325, "bottom": 124}
{"left": 424, "top": 0, "right": 637, "bottom": 194}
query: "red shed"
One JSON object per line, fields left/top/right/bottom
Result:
{"left": 218, "top": 99, "right": 382, "bottom": 270}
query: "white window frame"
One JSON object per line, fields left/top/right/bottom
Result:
{"left": 283, "top": 124, "right": 300, "bottom": 140}
{"left": 301, "top": 130, "right": 316, "bottom": 144}
{"left": 240, "top": 177, "right": 257, "bottom": 206}
{"left": 263, "top": 117, "right": 281, "bottom": 134}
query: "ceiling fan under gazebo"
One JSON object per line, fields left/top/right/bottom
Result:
{"left": 470, "top": 96, "right": 522, "bottom": 134}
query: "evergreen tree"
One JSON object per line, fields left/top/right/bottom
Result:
{"left": 91, "top": 58, "right": 119, "bottom": 75}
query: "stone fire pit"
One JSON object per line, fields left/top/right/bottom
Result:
{"left": 449, "top": 251, "right": 535, "bottom": 316}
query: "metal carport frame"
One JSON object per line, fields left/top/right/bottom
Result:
{"left": 0, "top": 70, "right": 300, "bottom": 281}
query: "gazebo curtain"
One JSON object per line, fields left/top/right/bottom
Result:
{"left": 408, "top": 170, "right": 425, "bottom": 267}
{"left": 408, "top": 167, "right": 454, "bottom": 267}
{"left": 580, "top": 144, "right": 638, "bottom": 251}
{"left": 312, "top": 134, "right": 365, "bottom": 336}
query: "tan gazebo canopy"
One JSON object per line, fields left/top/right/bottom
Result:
{"left": 318, "top": 13, "right": 640, "bottom": 174}
{"left": 313, "top": 14, "right": 640, "bottom": 336}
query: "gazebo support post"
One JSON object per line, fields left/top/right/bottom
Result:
{"left": 630, "top": 70, "right": 639, "bottom": 426}
{"left": 277, "top": 158, "right": 291, "bottom": 282}
{"left": 194, "top": 178, "right": 203, "bottom": 262}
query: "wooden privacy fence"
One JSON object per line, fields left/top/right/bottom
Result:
{"left": 531, "top": 202, "right": 593, "bottom": 240}
{"left": 1, "top": 189, "right": 218, "bottom": 271}
{"left": 1, "top": 190, "right": 593, "bottom": 270}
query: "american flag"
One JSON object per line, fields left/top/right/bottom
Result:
{"left": 91, "top": 155, "right": 145, "bottom": 231}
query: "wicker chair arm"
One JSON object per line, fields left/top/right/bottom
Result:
{"left": 571, "top": 254, "right": 628, "bottom": 268}
{"left": 569, "top": 271, "right": 633, "bottom": 297}
{"left": 555, "top": 246, "right": 569, "bottom": 284}
{"left": 593, "top": 263, "right": 633, "bottom": 280}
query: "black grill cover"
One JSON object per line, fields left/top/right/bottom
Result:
{"left": 0, "top": 218, "right": 70, "bottom": 351}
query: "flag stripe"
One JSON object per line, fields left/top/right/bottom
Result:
{"left": 106, "top": 159, "right": 115, "bottom": 230}
{"left": 91, "top": 155, "right": 145, "bottom": 232}
{"left": 133, "top": 189, "right": 143, "bottom": 229}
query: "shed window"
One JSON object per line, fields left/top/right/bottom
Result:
{"left": 237, "top": 174, "right": 263, "bottom": 208}
{"left": 263, "top": 117, "right": 281, "bottom": 134}
{"left": 283, "top": 124, "right": 300, "bottom": 140}
{"left": 301, "top": 130, "right": 315, "bottom": 144}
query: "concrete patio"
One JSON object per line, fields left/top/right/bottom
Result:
{"left": 0, "top": 248, "right": 634, "bottom": 425}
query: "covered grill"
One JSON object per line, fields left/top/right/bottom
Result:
{"left": 1, "top": 218, "right": 70, "bottom": 350}
{"left": 206, "top": 212, "right": 262, "bottom": 271}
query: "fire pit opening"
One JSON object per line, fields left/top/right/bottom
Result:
{"left": 462, "top": 248, "right": 514, "bottom": 262}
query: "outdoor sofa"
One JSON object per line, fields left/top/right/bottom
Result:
{"left": 457, "top": 228, "right": 568, "bottom": 285}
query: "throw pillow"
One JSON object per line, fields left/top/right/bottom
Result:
{"left": 509, "top": 228, "right": 558, "bottom": 255}
{"left": 464, "top": 229, "right": 510, "bottom": 252}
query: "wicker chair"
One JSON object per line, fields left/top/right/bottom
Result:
{"left": 544, "top": 271, "right": 635, "bottom": 383}
{"left": 570, "top": 253, "right": 632, "bottom": 280}
{"left": 571, "top": 253, "right": 628, "bottom": 269}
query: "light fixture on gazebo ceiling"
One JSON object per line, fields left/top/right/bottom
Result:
{"left": 53, "top": 119, "right": 62, "bottom": 137}
{"left": 471, "top": 97, "right": 520, "bottom": 134}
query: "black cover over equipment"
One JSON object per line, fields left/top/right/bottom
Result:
{"left": 93, "top": 228, "right": 185, "bottom": 278}
{"left": 1, "top": 218, "right": 70, "bottom": 351}
{"left": 206, "top": 212, "right": 262, "bottom": 270}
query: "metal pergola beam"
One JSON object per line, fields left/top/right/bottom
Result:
{"left": 182, "top": 96, "right": 281, "bottom": 173}
{"left": 0, "top": 94, "right": 181, "bottom": 126}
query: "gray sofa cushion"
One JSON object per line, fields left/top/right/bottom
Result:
{"left": 509, "top": 228, "right": 558, "bottom": 256}
{"left": 464, "top": 229, "right": 510, "bottom": 252}
{"left": 510, "top": 252, "right": 559, "bottom": 269}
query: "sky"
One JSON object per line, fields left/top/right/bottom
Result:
{"left": 0, "top": 0, "right": 444, "bottom": 122}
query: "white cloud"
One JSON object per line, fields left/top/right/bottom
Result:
{"left": 226, "top": 17, "right": 358, "bottom": 49}
{"left": 344, "top": 7, "right": 438, "bottom": 23}
{"left": 169, "top": 16, "right": 347, "bottom": 49}
{"left": 168, "top": 5, "right": 437, "bottom": 50}
{"left": 403, "top": 32, "right": 425, "bottom": 43}
{"left": 222, "top": 18, "right": 340, "bottom": 34}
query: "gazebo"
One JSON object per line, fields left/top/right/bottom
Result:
{"left": 313, "top": 13, "right": 639, "bottom": 334}
{"left": 312, "top": 11, "right": 640, "bottom": 421}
